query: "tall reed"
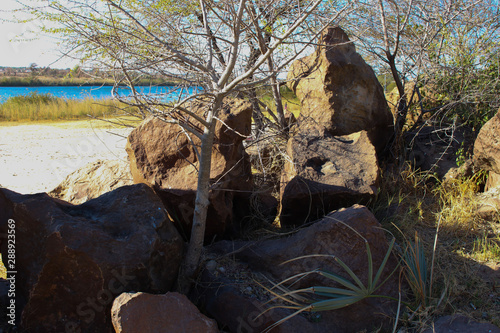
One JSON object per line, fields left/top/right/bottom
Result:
{"left": 0, "top": 92, "right": 122, "bottom": 121}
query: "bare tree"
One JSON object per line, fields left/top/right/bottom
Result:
{"left": 25, "top": 0, "right": 348, "bottom": 292}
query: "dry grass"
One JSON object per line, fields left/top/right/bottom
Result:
{"left": 0, "top": 256, "right": 6, "bottom": 279}
{"left": 372, "top": 164, "right": 500, "bottom": 330}
{"left": 0, "top": 93, "right": 129, "bottom": 122}
{"left": 260, "top": 86, "right": 301, "bottom": 118}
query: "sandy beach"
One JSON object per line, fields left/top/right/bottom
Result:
{"left": 0, "top": 121, "right": 133, "bottom": 194}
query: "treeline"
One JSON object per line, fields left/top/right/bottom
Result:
{"left": 0, "top": 65, "right": 177, "bottom": 87}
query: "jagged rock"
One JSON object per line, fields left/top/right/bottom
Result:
{"left": 126, "top": 98, "right": 252, "bottom": 240}
{"left": 49, "top": 159, "right": 133, "bottom": 204}
{"left": 0, "top": 184, "right": 184, "bottom": 333}
{"left": 111, "top": 292, "right": 218, "bottom": 333}
{"left": 287, "top": 26, "right": 394, "bottom": 151}
{"left": 198, "top": 205, "right": 401, "bottom": 333}
{"left": 474, "top": 109, "right": 500, "bottom": 190}
{"left": 280, "top": 125, "right": 379, "bottom": 226}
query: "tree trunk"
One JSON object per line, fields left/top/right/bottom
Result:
{"left": 177, "top": 97, "right": 221, "bottom": 294}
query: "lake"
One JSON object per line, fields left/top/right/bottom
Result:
{"left": 0, "top": 85, "right": 201, "bottom": 103}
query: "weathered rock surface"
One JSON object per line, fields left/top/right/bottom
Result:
{"left": 280, "top": 125, "right": 379, "bottom": 226}
{"left": 405, "top": 125, "right": 469, "bottom": 178}
{"left": 111, "top": 292, "right": 218, "bottom": 333}
{"left": 474, "top": 109, "right": 500, "bottom": 175}
{"left": 474, "top": 109, "right": 500, "bottom": 190}
{"left": 287, "top": 26, "right": 394, "bottom": 151}
{"left": 126, "top": 98, "right": 252, "bottom": 240}
{"left": 49, "top": 159, "right": 134, "bottom": 204}
{"left": 199, "top": 205, "right": 401, "bottom": 333}
{"left": 422, "top": 315, "right": 500, "bottom": 333}
{"left": 476, "top": 186, "right": 500, "bottom": 221}
{"left": 0, "top": 184, "right": 184, "bottom": 333}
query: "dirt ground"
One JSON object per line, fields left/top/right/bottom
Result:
{"left": 0, "top": 121, "right": 133, "bottom": 194}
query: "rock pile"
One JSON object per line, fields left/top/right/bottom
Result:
{"left": 197, "top": 205, "right": 401, "bottom": 332}
{"left": 280, "top": 26, "right": 393, "bottom": 226}
{"left": 0, "top": 184, "right": 183, "bottom": 332}
{"left": 4, "top": 23, "right": 500, "bottom": 333}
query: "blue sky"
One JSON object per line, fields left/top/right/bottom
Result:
{"left": 0, "top": 0, "right": 76, "bottom": 68}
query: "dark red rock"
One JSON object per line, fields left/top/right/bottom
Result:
{"left": 126, "top": 98, "right": 253, "bottom": 240}
{"left": 280, "top": 126, "right": 379, "bottom": 226}
{"left": 111, "top": 292, "right": 218, "bottom": 333}
{"left": 287, "top": 26, "right": 394, "bottom": 151}
{"left": 0, "top": 184, "right": 184, "bottom": 333}
{"left": 199, "top": 205, "right": 401, "bottom": 332}
{"left": 474, "top": 108, "right": 500, "bottom": 190}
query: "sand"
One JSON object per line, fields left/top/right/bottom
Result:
{"left": 0, "top": 121, "right": 133, "bottom": 194}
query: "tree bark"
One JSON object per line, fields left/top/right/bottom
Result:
{"left": 177, "top": 97, "right": 221, "bottom": 294}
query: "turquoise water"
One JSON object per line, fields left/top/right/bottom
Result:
{"left": 0, "top": 85, "right": 201, "bottom": 103}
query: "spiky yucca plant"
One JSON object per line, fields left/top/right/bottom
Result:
{"left": 260, "top": 237, "right": 400, "bottom": 332}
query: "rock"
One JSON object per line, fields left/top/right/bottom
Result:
{"left": 0, "top": 184, "right": 184, "bottom": 333}
{"left": 476, "top": 186, "right": 500, "bottom": 221}
{"left": 196, "top": 266, "right": 314, "bottom": 333}
{"left": 280, "top": 125, "right": 379, "bottom": 226}
{"left": 474, "top": 109, "right": 500, "bottom": 181}
{"left": 405, "top": 125, "right": 469, "bottom": 178}
{"left": 287, "top": 26, "right": 394, "bottom": 151}
{"left": 199, "top": 205, "right": 401, "bottom": 332}
{"left": 423, "top": 315, "right": 500, "bottom": 333}
{"left": 486, "top": 172, "right": 500, "bottom": 190}
{"left": 443, "top": 159, "right": 474, "bottom": 184}
{"left": 126, "top": 98, "right": 253, "bottom": 240}
{"left": 485, "top": 171, "right": 500, "bottom": 190}
{"left": 49, "top": 159, "right": 134, "bottom": 204}
{"left": 111, "top": 292, "right": 218, "bottom": 333}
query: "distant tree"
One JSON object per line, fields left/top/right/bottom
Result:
{"left": 29, "top": 62, "right": 38, "bottom": 74}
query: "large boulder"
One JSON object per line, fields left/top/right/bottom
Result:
{"left": 287, "top": 26, "right": 394, "bottom": 151}
{"left": 126, "top": 98, "right": 252, "bottom": 240}
{"left": 111, "top": 292, "right": 218, "bottom": 333}
{"left": 198, "top": 205, "right": 401, "bottom": 332}
{"left": 0, "top": 184, "right": 184, "bottom": 333}
{"left": 49, "top": 159, "right": 134, "bottom": 204}
{"left": 474, "top": 109, "right": 500, "bottom": 190}
{"left": 280, "top": 124, "right": 379, "bottom": 226}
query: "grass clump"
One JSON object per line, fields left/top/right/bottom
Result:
{"left": 0, "top": 92, "right": 123, "bottom": 122}
{"left": 372, "top": 164, "right": 500, "bottom": 329}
